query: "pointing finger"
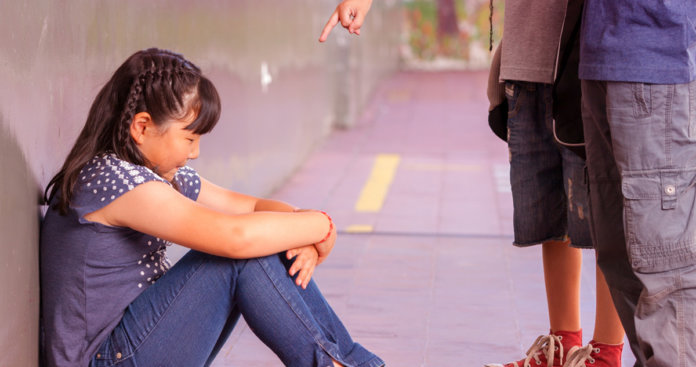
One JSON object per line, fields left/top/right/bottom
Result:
{"left": 319, "top": 11, "right": 340, "bottom": 42}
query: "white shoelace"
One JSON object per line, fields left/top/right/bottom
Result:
{"left": 518, "top": 334, "right": 565, "bottom": 367}
{"left": 563, "top": 344, "right": 597, "bottom": 367}
{"left": 483, "top": 334, "right": 566, "bottom": 367}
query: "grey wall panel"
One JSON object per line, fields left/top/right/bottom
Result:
{"left": 0, "top": 1, "right": 400, "bottom": 365}
{"left": 0, "top": 120, "right": 41, "bottom": 367}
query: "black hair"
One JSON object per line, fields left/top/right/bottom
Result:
{"left": 44, "top": 48, "right": 221, "bottom": 214}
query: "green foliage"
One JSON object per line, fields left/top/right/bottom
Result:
{"left": 403, "top": 0, "right": 504, "bottom": 62}
{"left": 404, "top": 0, "right": 438, "bottom": 59}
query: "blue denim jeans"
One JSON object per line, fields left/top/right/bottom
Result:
{"left": 582, "top": 79, "right": 696, "bottom": 366}
{"left": 506, "top": 81, "right": 592, "bottom": 248}
{"left": 89, "top": 250, "right": 384, "bottom": 367}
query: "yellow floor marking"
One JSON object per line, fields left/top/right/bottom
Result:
{"left": 345, "top": 225, "right": 374, "bottom": 233}
{"left": 355, "top": 154, "right": 401, "bottom": 212}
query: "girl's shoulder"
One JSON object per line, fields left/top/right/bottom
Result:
{"left": 71, "top": 154, "right": 168, "bottom": 220}
{"left": 78, "top": 153, "right": 167, "bottom": 193}
{"left": 71, "top": 154, "right": 200, "bottom": 221}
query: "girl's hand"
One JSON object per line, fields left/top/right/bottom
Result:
{"left": 292, "top": 208, "right": 336, "bottom": 265}
{"left": 314, "top": 223, "right": 337, "bottom": 265}
{"left": 286, "top": 245, "right": 319, "bottom": 289}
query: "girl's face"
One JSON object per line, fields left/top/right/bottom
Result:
{"left": 136, "top": 111, "right": 201, "bottom": 181}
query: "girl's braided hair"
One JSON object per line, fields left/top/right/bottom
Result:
{"left": 45, "top": 48, "right": 221, "bottom": 214}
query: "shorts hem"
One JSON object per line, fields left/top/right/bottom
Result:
{"left": 513, "top": 234, "right": 593, "bottom": 249}
{"left": 513, "top": 235, "right": 567, "bottom": 248}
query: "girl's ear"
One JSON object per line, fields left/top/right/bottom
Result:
{"left": 129, "top": 112, "right": 153, "bottom": 145}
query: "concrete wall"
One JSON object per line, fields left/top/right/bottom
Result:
{"left": 0, "top": 1, "right": 401, "bottom": 365}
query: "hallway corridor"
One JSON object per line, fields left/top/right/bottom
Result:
{"left": 211, "top": 71, "right": 634, "bottom": 366}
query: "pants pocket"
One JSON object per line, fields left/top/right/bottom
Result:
{"left": 622, "top": 170, "right": 696, "bottom": 273}
{"left": 631, "top": 82, "right": 652, "bottom": 119}
{"left": 90, "top": 325, "right": 135, "bottom": 367}
{"left": 505, "top": 81, "right": 527, "bottom": 119}
{"left": 90, "top": 337, "right": 116, "bottom": 367}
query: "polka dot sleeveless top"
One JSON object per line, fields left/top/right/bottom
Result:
{"left": 40, "top": 153, "right": 201, "bottom": 365}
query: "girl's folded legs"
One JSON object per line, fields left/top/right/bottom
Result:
{"left": 236, "top": 253, "right": 380, "bottom": 367}
{"left": 96, "top": 251, "right": 383, "bottom": 367}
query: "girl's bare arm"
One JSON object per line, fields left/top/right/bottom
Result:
{"left": 191, "top": 177, "right": 334, "bottom": 287}
{"left": 195, "top": 177, "right": 337, "bottom": 263}
{"left": 196, "top": 177, "right": 296, "bottom": 214}
{"left": 84, "top": 181, "right": 332, "bottom": 259}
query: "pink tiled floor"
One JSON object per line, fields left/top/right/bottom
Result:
{"left": 210, "top": 71, "right": 636, "bottom": 366}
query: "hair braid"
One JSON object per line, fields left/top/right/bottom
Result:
{"left": 114, "top": 71, "right": 147, "bottom": 160}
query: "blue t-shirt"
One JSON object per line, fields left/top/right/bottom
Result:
{"left": 579, "top": 0, "right": 696, "bottom": 83}
{"left": 40, "top": 153, "right": 201, "bottom": 366}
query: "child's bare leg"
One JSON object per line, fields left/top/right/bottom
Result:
{"left": 542, "top": 238, "right": 582, "bottom": 332}
{"left": 592, "top": 266, "right": 625, "bottom": 344}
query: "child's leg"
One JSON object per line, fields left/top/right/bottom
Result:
{"left": 235, "top": 254, "right": 382, "bottom": 367}
{"left": 90, "top": 250, "right": 245, "bottom": 367}
{"left": 542, "top": 238, "right": 582, "bottom": 333}
{"left": 563, "top": 267, "right": 625, "bottom": 367}
{"left": 90, "top": 250, "right": 383, "bottom": 367}
{"left": 592, "top": 266, "right": 625, "bottom": 344}
{"left": 204, "top": 305, "right": 242, "bottom": 365}
{"left": 485, "top": 81, "right": 586, "bottom": 367}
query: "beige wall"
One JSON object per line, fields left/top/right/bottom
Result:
{"left": 0, "top": 1, "right": 401, "bottom": 365}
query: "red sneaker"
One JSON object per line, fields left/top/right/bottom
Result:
{"left": 485, "top": 330, "right": 583, "bottom": 367}
{"left": 563, "top": 340, "right": 623, "bottom": 367}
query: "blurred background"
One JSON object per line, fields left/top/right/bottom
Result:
{"left": 0, "top": 1, "right": 509, "bottom": 366}
{"left": 402, "top": 0, "right": 503, "bottom": 68}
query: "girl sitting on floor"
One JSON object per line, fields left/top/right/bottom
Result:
{"left": 41, "top": 48, "right": 384, "bottom": 367}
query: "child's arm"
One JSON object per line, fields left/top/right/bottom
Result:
{"left": 196, "top": 178, "right": 337, "bottom": 266}
{"left": 196, "top": 177, "right": 298, "bottom": 214}
{"left": 84, "top": 181, "right": 334, "bottom": 260}
{"left": 196, "top": 178, "right": 336, "bottom": 261}
{"left": 194, "top": 178, "right": 335, "bottom": 287}
{"left": 319, "top": 0, "right": 373, "bottom": 42}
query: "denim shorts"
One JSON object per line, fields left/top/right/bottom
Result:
{"left": 505, "top": 81, "right": 592, "bottom": 248}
